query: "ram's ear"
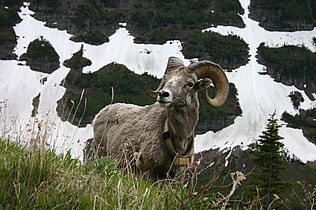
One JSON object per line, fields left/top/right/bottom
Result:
{"left": 194, "top": 78, "right": 212, "bottom": 92}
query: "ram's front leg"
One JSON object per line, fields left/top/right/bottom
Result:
{"left": 133, "top": 152, "right": 149, "bottom": 176}
{"left": 133, "top": 151, "right": 143, "bottom": 169}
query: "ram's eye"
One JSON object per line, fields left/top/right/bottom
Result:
{"left": 187, "top": 82, "right": 194, "bottom": 87}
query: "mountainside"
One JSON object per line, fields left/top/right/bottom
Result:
{"left": 249, "top": 0, "right": 316, "bottom": 31}
{"left": 0, "top": 0, "right": 316, "bottom": 165}
{"left": 28, "top": 0, "right": 245, "bottom": 45}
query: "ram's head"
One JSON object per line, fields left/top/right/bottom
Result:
{"left": 145, "top": 57, "right": 229, "bottom": 108}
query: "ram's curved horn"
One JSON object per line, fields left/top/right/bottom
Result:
{"left": 188, "top": 60, "right": 229, "bottom": 107}
{"left": 145, "top": 57, "right": 185, "bottom": 98}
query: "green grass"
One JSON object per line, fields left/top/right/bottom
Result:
{"left": 2, "top": 138, "right": 315, "bottom": 209}
{"left": 0, "top": 139, "right": 226, "bottom": 209}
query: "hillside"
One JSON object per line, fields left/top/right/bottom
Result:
{"left": 0, "top": 139, "right": 221, "bottom": 209}
{"left": 249, "top": 0, "right": 316, "bottom": 31}
{"left": 195, "top": 146, "right": 316, "bottom": 209}
{"left": 257, "top": 43, "right": 316, "bottom": 99}
{"left": 1, "top": 138, "right": 316, "bottom": 209}
{"left": 28, "top": 0, "right": 245, "bottom": 44}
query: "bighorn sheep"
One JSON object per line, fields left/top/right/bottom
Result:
{"left": 84, "top": 57, "right": 229, "bottom": 179}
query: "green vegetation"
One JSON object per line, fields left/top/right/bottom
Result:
{"left": 246, "top": 112, "right": 290, "bottom": 208}
{"left": 63, "top": 45, "right": 92, "bottom": 71}
{"left": 66, "top": 0, "right": 244, "bottom": 44}
{"left": 57, "top": 63, "right": 159, "bottom": 126}
{"left": 31, "top": 0, "right": 60, "bottom": 11}
{"left": 0, "top": 139, "right": 245, "bottom": 209}
{"left": 1, "top": 0, "right": 24, "bottom": 7}
{"left": 0, "top": 3, "right": 22, "bottom": 59}
{"left": 0, "top": 6, "right": 20, "bottom": 27}
{"left": 0, "top": 28, "right": 16, "bottom": 44}
{"left": 196, "top": 147, "right": 316, "bottom": 209}
{"left": 68, "top": 4, "right": 124, "bottom": 44}
{"left": 71, "top": 31, "right": 109, "bottom": 44}
{"left": 25, "top": 37, "right": 59, "bottom": 61}
{"left": 183, "top": 31, "right": 249, "bottom": 69}
{"left": 282, "top": 108, "right": 316, "bottom": 144}
{"left": 288, "top": 91, "right": 304, "bottom": 110}
{"left": 29, "top": 0, "right": 248, "bottom": 69}
{"left": 250, "top": 0, "right": 316, "bottom": 31}
{"left": 195, "top": 113, "right": 316, "bottom": 209}
{"left": 257, "top": 43, "right": 316, "bottom": 92}
{"left": 208, "top": 0, "right": 245, "bottom": 27}
{"left": 75, "top": 0, "right": 246, "bottom": 68}
{"left": 2, "top": 135, "right": 315, "bottom": 209}
{"left": 19, "top": 37, "right": 60, "bottom": 73}
{"left": 128, "top": 0, "right": 244, "bottom": 38}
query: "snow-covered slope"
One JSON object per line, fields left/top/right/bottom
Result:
{"left": 0, "top": 1, "right": 315, "bottom": 162}
{"left": 196, "top": 0, "right": 316, "bottom": 162}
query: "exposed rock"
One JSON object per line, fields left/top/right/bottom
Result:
{"left": 0, "top": 4, "right": 22, "bottom": 60}
{"left": 305, "top": 81, "right": 316, "bottom": 101}
{"left": 282, "top": 109, "right": 316, "bottom": 145}
{"left": 288, "top": 91, "right": 304, "bottom": 110}
{"left": 196, "top": 115, "right": 236, "bottom": 134}
{"left": 257, "top": 44, "right": 316, "bottom": 102}
{"left": 249, "top": 1, "right": 316, "bottom": 31}
{"left": 194, "top": 146, "right": 252, "bottom": 174}
{"left": 195, "top": 82, "right": 243, "bottom": 134}
{"left": 31, "top": 93, "right": 40, "bottom": 117}
{"left": 63, "top": 44, "right": 92, "bottom": 72}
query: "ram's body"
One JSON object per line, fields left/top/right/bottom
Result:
{"left": 84, "top": 57, "right": 229, "bottom": 179}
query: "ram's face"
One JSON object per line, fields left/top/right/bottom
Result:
{"left": 157, "top": 68, "right": 198, "bottom": 107}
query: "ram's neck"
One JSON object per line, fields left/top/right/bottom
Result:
{"left": 166, "top": 95, "right": 199, "bottom": 155}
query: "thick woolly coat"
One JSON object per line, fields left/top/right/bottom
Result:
{"left": 90, "top": 99, "right": 199, "bottom": 178}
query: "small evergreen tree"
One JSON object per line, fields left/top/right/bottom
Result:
{"left": 246, "top": 112, "right": 290, "bottom": 208}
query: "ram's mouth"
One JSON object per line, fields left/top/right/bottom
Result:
{"left": 157, "top": 99, "right": 171, "bottom": 107}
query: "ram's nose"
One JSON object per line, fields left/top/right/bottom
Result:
{"left": 158, "top": 90, "right": 170, "bottom": 98}
{"left": 157, "top": 90, "right": 172, "bottom": 107}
